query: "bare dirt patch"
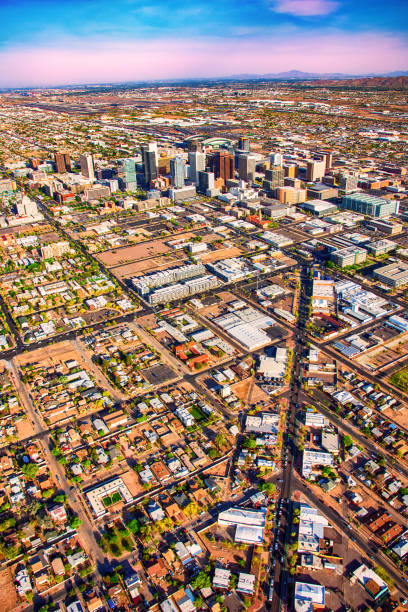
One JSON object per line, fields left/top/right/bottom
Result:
{"left": 0, "top": 567, "right": 17, "bottom": 612}
{"left": 96, "top": 240, "right": 169, "bottom": 267}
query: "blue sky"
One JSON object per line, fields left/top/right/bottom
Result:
{"left": 0, "top": 0, "right": 407, "bottom": 86}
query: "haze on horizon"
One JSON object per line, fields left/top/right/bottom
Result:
{"left": 0, "top": 0, "right": 407, "bottom": 88}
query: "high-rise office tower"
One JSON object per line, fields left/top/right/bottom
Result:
{"left": 16, "top": 196, "right": 38, "bottom": 217}
{"left": 198, "top": 171, "right": 215, "bottom": 193}
{"left": 188, "top": 152, "right": 206, "bottom": 183}
{"left": 318, "top": 151, "right": 333, "bottom": 171}
{"left": 170, "top": 156, "right": 185, "bottom": 189}
{"left": 80, "top": 154, "right": 95, "bottom": 180}
{"left": 306, "top": 159, "right": 326, "bottom": 182}
{"left": 141, "top": 142, "right": 158, "bottom": 185}
{"left": 238, "top": 154, "right": 257, "bottom": 182}
{"left": 284, "top": 164, "right": 297, "bottom": 178}
{"left": 211, "top": 151, "right": 234, "bottom": 181}
{"left": 238, "top": 137, "right": 250, "bottom": 152}
{"left": 54, "top": 152, "right": 71, "bottom": 174}
{"left": 187, "top": 138, "right": 202, "bottom": 153}
{"left": 122, "top": 159, "right": 137, "bottom": 191}
{"left": 339, "top": 173, "right": 358, "bottom": 193}
{"left": 270, "top": 153, "right": 283, "bottom": 167}
{"left": 263, "top": 166, "right": 284, "bottom": 192}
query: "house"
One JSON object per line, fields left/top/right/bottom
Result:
{"left": 237, "top": 573, "right": 256, "bottom": 595}
{"left": 147, "top": 500, "right": 165, "bottom": 521}
{"left": 173, "top": 588, "right": 196, "bottom": 612}
{"left": 66, "top": 602, "right": 84, "bottom": 612}
{"left": 353, "top": 564, "right": 389, "bottom": 601}
{"left": 213, "top": 568, "right": 231, "bottom": 590}
{"left": 146, "top": 559, "right": 167, "bottom": 579}
{"left": 87, "top": 596, "right": 104, "bottom": 612}
{"left": 49, "top": 505, "right": 67, "bottom": 523}
{"left": 151, "top": 461, "right": 171, "bottom": 482}
{"left": 51, "top": 557, "right": 65, "bottom": 576}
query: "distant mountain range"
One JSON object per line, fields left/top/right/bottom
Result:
{"left": 228, "top": 70, "right": 408, "bottom": 80}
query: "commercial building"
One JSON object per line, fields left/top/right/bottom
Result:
{"left": 352, "top": 564, "right": 389, "bottom": 601}
{"left": 263, "top": 166, "right": 284, "bottom": 192}
{"left": 365, "top": 218, "right": 403, "bottom": 235}
{"left": 211, "top": 151, "right": 234, "bottom": 181}
{"left": 218, "top": 507, "right": 266, "bottom": 544}
{"left": 169, "top": 186, "right": 196, "bottom": 202}
{"left": 85, "top": 476, "right": 133, "bottom": 517}
{"left": 302, "top": 200, "right": 337, "bottom": 216}
{"left": 276, "top": 186, "right": 306, "bottom": 205}
{"left": 260, "top": 231, "right": 293, "bottom": 248}
{"left": 238, "top": 136, "right": 250, "bottom": 151}
{"left": 331, "top": 246, "right": 367, "bottom": 268}
{"left": 238, "top": 154, "right": 257, "bottom": 182}
{"left": 306, "top": 159, "right": 326, "bottom": 182}
{"left": 214, "top": 306, "right": 274, "bottom": 351}
{"left": 373, "top": 261, "right": 408, "bottom": 287}
{"left": 302, "top": 449, "right": 333, "bottom": 477}
{"left": 339, "top": 173, "right": 358, "bottom": 193}
{"left": 294, "top": 582, "right": 325, "bottom": 611}
{"left": 54, "top": 152, "right": 71, "bottom": 173}
{"left": 311, "top": 275, "right": 335, "bottom": 313}
{"left": 306, "top": 184, "right": 338, "bottom": 200}
{"left": 270, "top": 152, "right": 283, "bottom": 166}
{"left": 141, "top": 142, "right": 158, "bottom": 185}
{"left": 387, "top": 315, "right": 408, "bottom": 333}
{"left": 366, "top": 239, "right": 396, "bottom": 256}
{"left": 121, "top": 158, "right": 137, "bottom": 191}
{"left": 16, "top": 196, "right": 39, "bottom": 218}
{"left": 41, "top": 241, "right": 70, "bottom": 259}
{"left": 170, "top": 156, "right": 185, "bottom": 189}
{"left": 340, "top": 192, "right": 399, "bottom": 218}
{"left": 284, "top": 163, "right": 297, "bottom": 178}
{"left": 198, "top": 171, "right": 215, "bottom": 193}
{"left": 79, "top": 154, "right": 95, "bottom": 180}
{"left": 84, "top": 185, "right": 111, "bottom": 200}
{"left": 188, "top": 151, "right": 205, "bottom": 183}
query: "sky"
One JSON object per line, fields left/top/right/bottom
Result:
{"left": 0, "top": 0, "right": 407, "bottom": 87}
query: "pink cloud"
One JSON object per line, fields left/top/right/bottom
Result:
{"left": 0, "top": 32, "right": 407, "bottom": 87}
{"left": 271, "top": 0, "right": 339, "bottom": 15}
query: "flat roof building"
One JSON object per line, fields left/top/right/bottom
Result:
{"left": 374, "top": 261, "right": 408, "bottom": 287}
{"left": 294, "top": 582, "right": 325, "bottom": 611}
{"left": 340, "top": 192, "right": 399, "bottom": 218}
{"left": 331, "top": 246, "right": 367, "bottom": 268}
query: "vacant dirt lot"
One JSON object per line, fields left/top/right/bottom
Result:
{"left": 0, "top": 567, "right": 17, "bottom": 612}
{"left": 97, "top": 240, "right": 170, "bottom": 267}
{"left": 201, "top": 246, "right": 242, "bottom": 263}
{"left": 112, "top": 252, "right": 187, "bottom": 279}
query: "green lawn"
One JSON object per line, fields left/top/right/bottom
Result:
{"left": 390, "top": 368, "right": 408, "bottom": 392}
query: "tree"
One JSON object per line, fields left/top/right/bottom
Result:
{"left": 21, "top": 462, "right": 39, "bottom": 479}
{"left": 343, "top": 435, "right": 353, "bottom": 448}
{"left": 69, "top": 516, "right": 82, "bottom": 529}
{"left": 243, "top": 438, "right": 257, "bottom": 450}
{"left": 259, "top": 482, "right": 276, "bottom": 496}
{"left": 127, "top": 518, "right": 140, "bottom": 534}
{"left": 191, "top": 571, "right": 211, "bottom": 590}
{"left": 214, "top": 433, "right": 226, "bottom": 450}
{"left": 184, "top": 502, "right": 200, "bottom": 518}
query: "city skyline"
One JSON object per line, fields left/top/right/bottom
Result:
{"left": 0, "top": 0, "right": 407, "bottom": 87}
